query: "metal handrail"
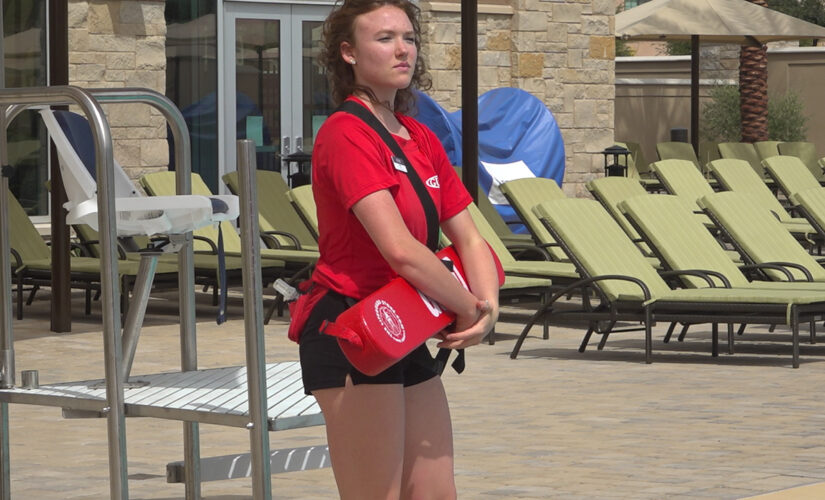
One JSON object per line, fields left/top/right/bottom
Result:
{"left": 0, "top": 84, "right": 126, "bottom": 498}
{"left": 237, "top": 139, "right": 273, "bottom": 500}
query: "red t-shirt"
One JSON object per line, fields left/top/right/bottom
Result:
{"left": 310, "top": 96, "right": 472, "bottom": 299}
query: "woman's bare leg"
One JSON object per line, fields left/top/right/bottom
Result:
{"left": 313, "top": 378, "right": 407, "bottom": 500}
{"left": 401, "top": 376, "right": 456, "bottom": 500}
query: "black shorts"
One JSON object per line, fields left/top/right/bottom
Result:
{"left": 298, "top": 291, "right": 439, "bottom": 395}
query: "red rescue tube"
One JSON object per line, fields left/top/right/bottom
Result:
{"left": 321, "top": 245, "right": 505, "bottom": 375}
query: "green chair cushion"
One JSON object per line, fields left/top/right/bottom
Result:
{"left": 499, "top": 177, "right": 568, "bottom": 261}
{"left": 764, "top": 155, "right": 821, "bottom": 198}
{"left": 619, "top": 194, "right": 748, "bottom": 289}
{"left": 141, "top": 171, "right": 316, "bottom": 268}
{"left": 223, "top": 170, "right": 318, "bottom": 251}
{"left": 699, "top": 191, "right": 825, "bottom": 282}
{"left": 717, "top": 142, "right": 765, "bottom": 178}
{"left": 778, "top": 142, "right": 822, "bottom": 181}
{"left": 533, "top": 198, "right": 671, "bottom": 301}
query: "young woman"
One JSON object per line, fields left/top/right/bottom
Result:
{"left": 298, "top": 0, "right": 500, "bottom": 497}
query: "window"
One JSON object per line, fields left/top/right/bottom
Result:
{"left": 165, "top": 0, "right": 220, "bottom": 191}
{"left": 624, "top": 0, "right": 652, "bottom": 9}
{"left": 4, "top": 0, "right": 48, "bottom": 217}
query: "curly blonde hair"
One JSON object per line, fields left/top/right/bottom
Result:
{"left": 319, "top": 0, "right": 432, "bottom": 114}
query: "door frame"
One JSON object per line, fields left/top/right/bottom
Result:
{"left": 219, "top": 0, "right": 333, "bottom": 189}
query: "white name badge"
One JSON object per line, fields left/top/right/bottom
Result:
{"left": 391, "top": 156, "right": 408, "bottom": 172}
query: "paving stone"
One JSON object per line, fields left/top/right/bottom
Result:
{"left": 5, "top": 291, "right": 825, "bottom": 498}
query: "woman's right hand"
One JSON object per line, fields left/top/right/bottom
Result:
{"left": 436, "top": 299, "right": 497, "bottom": 350}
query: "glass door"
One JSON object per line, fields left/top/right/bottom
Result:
{"left": 221, "top": 2, "right": 331, "bottom": 187}
{"left": 291, "top": 6, "right": 333, "bottom": 155}
{"left": 5, "top": 0, "right": 48, "bottom": 218}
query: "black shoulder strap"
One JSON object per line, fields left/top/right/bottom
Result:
{"left": 337, "top": 100, "right": 464, "bottom": 375}
{"left": 337, "top": 100, "right": 440, "bottom": 252}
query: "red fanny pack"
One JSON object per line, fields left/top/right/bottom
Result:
{"left": 319, "top": 245, "right": 505, "bottom": 376}
{"left": 286, "top": 281, "right": 328, "bottom": 343}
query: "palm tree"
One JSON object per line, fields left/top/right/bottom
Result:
{"left": 739, "top": 0, "right": 769, "bottom": 142}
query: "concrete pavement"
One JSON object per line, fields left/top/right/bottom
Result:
{"left": 6, "top": 288, "right": 825, "bottom": 499}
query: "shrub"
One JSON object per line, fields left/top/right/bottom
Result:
{"left": 700, "top": 85, "right": 741, "bottom": 143}
{"left": 666, "top": 40, "right": 692, "bottom": 56}
{"left": 616, "top": 39, "right": 635, "bottom": 57}
{"left": 699, "top": 85, "right": 808, "bottom": 142}
{"left": 767, "top": 91, "right": 808, "bottom": 142}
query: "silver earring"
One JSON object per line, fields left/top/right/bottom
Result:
{"left": 350, "top": 59, "right": 356, "bottom": 65}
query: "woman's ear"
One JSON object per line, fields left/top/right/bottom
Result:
{"left": 340, "top": 41, "right": 355, "bottom": 65}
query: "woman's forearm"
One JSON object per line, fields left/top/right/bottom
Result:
{"left": 388, "top": 240, "right": 480, "bottom": 320}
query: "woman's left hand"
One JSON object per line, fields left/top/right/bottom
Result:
{"left": 436, "top": 299, "right": 498, "bottom": 349}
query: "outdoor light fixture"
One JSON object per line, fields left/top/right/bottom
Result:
{"left": 602, "top": 145, "right": 630, "bottom": 177}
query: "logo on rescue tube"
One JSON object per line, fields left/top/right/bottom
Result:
{"left": 375, "top": 299, "right": 406, "bottom": 343}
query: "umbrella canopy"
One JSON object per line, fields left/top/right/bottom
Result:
{"left": 617, "top": 0, "right": 825, "bottom": 43}
{"left": 616, "top": 0, "right": 825, "bottom": 152}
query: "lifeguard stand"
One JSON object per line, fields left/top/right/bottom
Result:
{"left": 0, "top": 86, "right": 324, "bottom": 500}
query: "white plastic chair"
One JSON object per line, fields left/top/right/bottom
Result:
{"left": 39, "top": 108, "right": 239, "bottom": 236}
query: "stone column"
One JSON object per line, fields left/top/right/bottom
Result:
{"left": 68, "top": 0, "right": 167, "bottom": 181}
{"left": 421, "top": 0, "right": 616, "bottom": 197}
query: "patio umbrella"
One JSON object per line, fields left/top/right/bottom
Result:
{"left": 616, "top": 0, "right": 825, "bottom": 153}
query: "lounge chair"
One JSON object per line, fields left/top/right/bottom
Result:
{"left": 585, "top": 176, "right": 657, "bottom": 257}
{"left": 619, "top": 194, "right": 825, "bottom": 292}
{"left": 763, "top": 155, "right": 822, "bottom": 200}
{"left": 614, "top": 141, "right": 661, "bottom": 191}
{"left": 512, "top": 197, "right": 825, "bottom": 367}
{"left": 788, "top": 188, "right": 825, "bottom": 247}
{"left": 707, "top": 158, "right": 816, "bottom": 241}
{"left": 140, "top": 171, "right": 315, "bottom": 268}
{"left": 284, "top": 184, "right": 319, "bottom": 242}
{"left": 586, "top": 176, "right": 742, "bottom": 269}
{"left": 717, "top": 142, "right": 767, "bottom": 179}
{"left": 656, "top": 141, "right": 702, "bottom": 172}
{"left": 618, "top": 194, "right": 825, "bottom": 365}
{"left": 452, "top": 166, "right": 535, "bottom": 250}
{"left": 222, "top": 170, "right": 318, "bottom": 252}
{"left": 142, "top": 172, "right": 320, "bottom": 322}
{"left": 285, "top": 185, "right": 555, "bottom": 344}
{"left": 585, "top": 179, "right": 711, "bottom": 340}
{"left": 778, "top": 142, "right": 823, "bottom": 182}
{"left": 6, "top": 186, "right": 179, "bottom": 319}
{"left": 616, "top": 141, "right": 652, "bottom": 177}
{"left": 647, "top": 159, "right": 719, "bottom": 227}
{"left": 464, "top": 202, "right": 579, "bottom": 286}
{"left": 503, "top": 176, "right": 671, "bottom": 267}
{"left": 754, "top": 141, "right": 781, "bottom": 162}
{"left": 476, "top": 189, "right": 536, "bottom": 251}
{"left": 698, "top": 141, "right": 721, "bottom": 169}
{"left": 698, "top": 191, "right": 825, "bottom": 283}
{"left": 70, "top": 222, "right": 255, "bottom": 306}
{"left": 496, "top": 177, "right": 570, "bottom": 262}
{"left": 650, "top": 158, "right": 805, "bottom": 243}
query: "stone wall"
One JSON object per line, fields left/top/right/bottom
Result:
{"left": 68, "top": 0, "right": 167, "bottom": 180}
{"left": 64, "top": 0, "right": 618, "bottom": 195}
{"left": 421, "top": 0, "right": 616, "bottom": 197}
